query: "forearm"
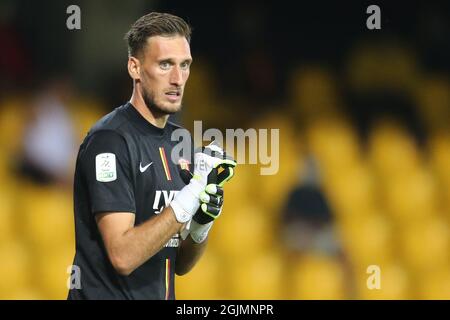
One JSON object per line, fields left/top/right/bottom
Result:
{"left": 175, "top": 235, "right": 208, "bottom": 276}
{"left": 108, "top": 207, "right": 182, "bottom": 276}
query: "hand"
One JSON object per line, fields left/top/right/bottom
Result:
{"left": 170, "top": 142, "right": 236, "bottom": 223}
{"left": 183, "top": 143, "right": 236, "bottom": 243}
{"left": 191, "top": 141, "right": 236, "bottom": 189}
{"left": 181, "top": 184, "right": 225, "bottom": 243}
{"left": 196, "top": 184, "right": 224, "bottom": 224}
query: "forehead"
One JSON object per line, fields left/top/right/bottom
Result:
{"left": 144, "top": 35, "right": 191, "bottom": 61}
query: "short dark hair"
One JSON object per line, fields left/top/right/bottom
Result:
{"left": 124, "top": 12, "right": 192, "bottom": 57}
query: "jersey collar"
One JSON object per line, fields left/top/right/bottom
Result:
{"left": 124, "top": 102, "right": 167, "bottom": 137}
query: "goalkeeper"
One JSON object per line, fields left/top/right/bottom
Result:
{"left": 68, "top": 12, "right": 236, "bottom": 300}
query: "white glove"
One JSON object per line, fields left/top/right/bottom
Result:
{"left": 170, "top": 142, "right": 236, "bottom": 223}
{"left": 180, "top": 184, "right": 224, "bottom": 243}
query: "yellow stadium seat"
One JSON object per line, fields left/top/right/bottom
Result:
{"left": 415, "top": 76, "right": 450, "bottom": 131}
{"left": 176, "top": 251, "right": 224, "bottom": 300}
{"left": 227, "top": 252, "right": 285, "bottom": 299}
{"left": 250, "top": 113, "right": 301, "bottom": 215}
{"left": 0, "top": 243, "right": 31, "bottom": 299}
{"left": 355, "top": 263, "right": 411, "bottom": 299}
{"left": 7, "top": 287, "right": 45, "bottom": 300}
{"left": 369, "top": 120, "right": 421, "bottom": 180}
{"left": 69, "top": 98, "right": 104, "bottom": 143}
{"left": 306, "top": 117, "right": 361, "bottom": 175}
{"left": 0, "top": 151, "right": 13, "bottom": 183}
{"left": 417, "top": 268, "right": 450, "bottom": 299}
{"left": 218, "top": 163, "right": 254, "bottom": 214}
{"left": 0, "top": 188, "right": 16, "bottom": 244}
{"left": 290, "top": 254, "right": 346, "bottom": 299}
{"left": 383, "top": 168, "right": 437, "bottom": 222}
{"left": 339, "top": 213, "right": 393, "bottom": 267}
{"left": 210, "top": 204, "right": 275, "bottom": 260}
{"left": 289, "top": 66, "right": 340, "bottom": 119}
{"left": 429, "top": 132, "right": 450, "bottom": 204}
{"left": 34, "top": 245, "right": 75, "bottom": 299}
{"left": 398, "top": 218, "right": 449, "bottom": 274}
{"left": 19, "top": 183, "right": 75, "bottom": 251}
{"left": 346, "top": 43, "right": 419, "bottom": 93}
{"left": 325, "top": 164, "right": 376, "bottom": 217}
{"left": 0, "top": 97, "right": 27, "bottom": 155}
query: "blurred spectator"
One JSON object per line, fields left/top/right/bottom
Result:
{"left": 18, "top": 78, "right": 77, "bottom": 186}
{"left": 281, "top": 155, "right": 356, "bottom": 298}
{"left": 281, "top": 156, "right": 340, "bottom": 256}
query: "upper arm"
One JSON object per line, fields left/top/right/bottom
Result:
{"left": 80, "top": 130, "right": 136, "bottom": 215}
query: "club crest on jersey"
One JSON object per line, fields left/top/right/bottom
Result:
{"left": 178, "top": 158, "right": 190, "bottom": 171}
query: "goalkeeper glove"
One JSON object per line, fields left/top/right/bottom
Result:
{"left": 170, "top": 141, "right": 236, "bottom": 224}
{"left": 181, "top": 142, "right": 236, "bottom": 243}
{"left": 187, "top": 184, "right": 225, "bottom": 243}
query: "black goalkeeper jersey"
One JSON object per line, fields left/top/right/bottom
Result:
{"left": 68, "top": 102, "right": 192, "bottom": 300}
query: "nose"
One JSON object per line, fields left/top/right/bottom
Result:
{"left": 169, "top": 66, "right": 183, "bottom": 86}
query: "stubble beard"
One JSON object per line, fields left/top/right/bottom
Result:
{"left": 142, "top": 86, "right": 182, "bottom": 116}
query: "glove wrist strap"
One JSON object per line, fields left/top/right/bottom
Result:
{"left": 189, "top": 220, "right": 214, "bottom": 243}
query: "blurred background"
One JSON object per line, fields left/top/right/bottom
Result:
{"left": 0, "top": 0, "right": 449, "bottom": 299}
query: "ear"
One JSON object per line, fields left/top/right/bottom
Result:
{"left": 127, "top": 56, "right": 141, "bottom": 81}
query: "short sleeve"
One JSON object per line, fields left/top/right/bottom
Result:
{"left": 80, "top": 130, "right": 136, "bottom": 215}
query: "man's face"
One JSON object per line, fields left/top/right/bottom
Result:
{"left": 138, "top": 35, "right": 192, "bottom": 115}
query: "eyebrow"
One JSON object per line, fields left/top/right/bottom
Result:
{"left": 158, "top": 58, "right": 193, "bottom": 64}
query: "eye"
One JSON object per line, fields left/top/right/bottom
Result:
{"left": 180, "top": 61, "right": 190, "bottom": 70}
{"left": 160, "top": 61, "right": 171, "bottom": 70}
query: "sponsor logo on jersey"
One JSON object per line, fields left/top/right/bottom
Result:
{"left": 153, "top": 190, "right": 179, "bottom": 214}
{"left": 164, "top": 236, "right": 180, "bottom": 248}
{"left": 139, "top": 161, "right": 153, "bottom": 173}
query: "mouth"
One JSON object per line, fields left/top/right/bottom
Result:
{"left": 165, "top": 90, "right": 181, "bottom": 102}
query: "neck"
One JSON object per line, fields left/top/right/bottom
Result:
{"left": 129, "top": 85, "right": 169, "bottom": 129}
